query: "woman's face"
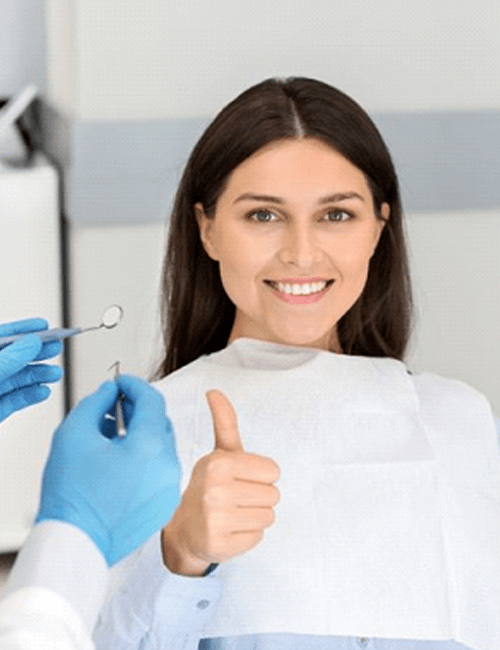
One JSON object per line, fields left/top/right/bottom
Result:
{"left": 196, "top": 138, "right": 388, "bottom": 351}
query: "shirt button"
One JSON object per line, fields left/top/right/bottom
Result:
{"left": 196, "top": 599, "right": 210, "bottom": 610}
{"left": 357, "top": 639, "right": 369, "bottom": 648}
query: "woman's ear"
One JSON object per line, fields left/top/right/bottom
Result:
{"left": 371, "top": 202, "right": 390, "bottom": 255}
{"left": 380, "top": 202, "right": 390, "bottom": 222}
{"left": 195, "top": 203, "right": 219, "bottom": 261}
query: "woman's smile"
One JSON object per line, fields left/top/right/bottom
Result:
{"left": 264, "top": 278, "right": 335, "bottom": 303}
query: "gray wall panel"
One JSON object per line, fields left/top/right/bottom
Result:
{"left": 39, "top": 105, "right": 500, "bottom": 225}
{"left": 374, "top": 111, "right": 500, "bottom": 213}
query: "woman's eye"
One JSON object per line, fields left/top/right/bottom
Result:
{"left": 324, "top": 209, "right": 352, "bottom": 222}
{"left": 248, "top": 210, "right": 276, "bottom": 223}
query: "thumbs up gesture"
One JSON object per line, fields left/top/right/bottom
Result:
{"left": 161, "top": 390, "right": 280, "bottom": 576}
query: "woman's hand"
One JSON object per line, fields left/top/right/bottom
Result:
{"left": 161, "top": 390, "right": 280, "bottom": 576}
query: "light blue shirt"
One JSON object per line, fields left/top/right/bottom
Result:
{"left": 199, "top": 634, "right": 472, "bottom": 649}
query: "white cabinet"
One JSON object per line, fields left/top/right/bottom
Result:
{"left": 0, "top": 154, "right": 64, "bottom": 552}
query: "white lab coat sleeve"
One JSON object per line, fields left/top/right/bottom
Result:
{"left": 93, "top": 531, "right": 222, "bottom": 650}
{"left": 0, "top": 587, "right": 94, "bottom": 650}
{"left": 3, "top": 521, "right": 108, "bottom": 634}
{"left": 0, "top": 520, "right": 108, "bottom": 650}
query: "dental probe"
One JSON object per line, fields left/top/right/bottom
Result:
{"left": 107, "top": 360, "right": 126, "bottom": 437}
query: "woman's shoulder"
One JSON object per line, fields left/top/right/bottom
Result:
{"left": 410, "top": 369, "right": 489, "bottom": 403}
{"left": 409, "top": 368, "right": 497, "bottom": 434}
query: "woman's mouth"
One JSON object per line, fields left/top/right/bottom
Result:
{"left": 264, "top": 279, "right": 334, "bottom": 304}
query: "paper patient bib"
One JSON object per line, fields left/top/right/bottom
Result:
{"left": 156, "top": 338, "right": 500, "bottom": 650}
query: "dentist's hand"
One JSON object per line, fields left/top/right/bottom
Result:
{"left": 0, "top": 318, "right": 63, "bottom": 423}
{"left": 36, "top": 375, "right": 181, "bottom": 566}
{"left": 161, "top": 390, "right": 280, "bottom": 576}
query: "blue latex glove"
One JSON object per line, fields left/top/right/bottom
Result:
{"left": 0, "top": 318, "right": 63, "bottom": 423}
{"left": 36, "top": 375, "right": 181, "bottom": 566}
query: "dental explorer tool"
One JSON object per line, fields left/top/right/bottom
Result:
{"left": 107, "top": 360, "right": 126, "bottom": 437}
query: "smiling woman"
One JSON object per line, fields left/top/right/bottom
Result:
{"left": 94, "top": 79, "right": 500, "bottom": 650}
{"left": 155, "top": 77, "right": 412, "bottom": 376}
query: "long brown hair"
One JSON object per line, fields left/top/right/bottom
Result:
{"left": 155, "top": 77, "right": 413, "bottom": 378}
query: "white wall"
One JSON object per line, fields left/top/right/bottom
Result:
{"left": 68, "top": 222, "right": 167, "bottom": 400}
{"left": 44, "top": 0, "right": 77, "bottom": 116}
{"left": 45, "top": 0, "right": 500, "bottom": 119}
{"left": 406, "top": 209, "right": 500, "bottom": 414}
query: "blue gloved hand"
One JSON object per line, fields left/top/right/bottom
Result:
{"left": 0, "top": 318, "right": 63, "bottom": 423}
{"left": 36, "top": 375, "right": 181, "bottom": 566}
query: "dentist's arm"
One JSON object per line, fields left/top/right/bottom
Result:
{"left": 2, "top": 376, "right": 181, "bottom": 649}
{"left": 0, "top": 318, "right": 62, "bottom": 423}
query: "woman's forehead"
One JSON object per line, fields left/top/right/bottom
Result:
{"left": 218, "top": 138, "right": 373, "bottom": 206}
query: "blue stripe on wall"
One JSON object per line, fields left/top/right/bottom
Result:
{"left": 374, "top": 111, "right": 500, "bottom": 213}
{"left": 39, "top": 103, "right": 500, "bottom": 225}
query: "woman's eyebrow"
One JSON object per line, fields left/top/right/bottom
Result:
{"left": 318, "top": 192, "right": 365, "bottom": 204}
{"left": 233, "top": 191, "right": 365, "bottom": 205}
{"left": 233, "top": 193, "right": 285, "bottom": 204}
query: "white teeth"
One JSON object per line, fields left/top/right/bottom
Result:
{"left": 275, "top": 281, "right": 328, "bottom": 295}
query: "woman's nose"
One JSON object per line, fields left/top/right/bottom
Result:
{"left": 278, "top": 225, "right": 323, "bottom": 268}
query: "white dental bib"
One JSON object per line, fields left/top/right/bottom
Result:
{"left": 155, "top": 338, "right": 500, "bottom": 650}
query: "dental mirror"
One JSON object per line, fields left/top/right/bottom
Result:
{"left": 99, "top": 304, "right": 123, "bottom": 330}
{"left": 0, "top": 304, "right": 124, "bottom": 349}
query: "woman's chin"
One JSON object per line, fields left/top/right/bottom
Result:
{"left": 265, "top": 328, "right": 339, "bottom": 352}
